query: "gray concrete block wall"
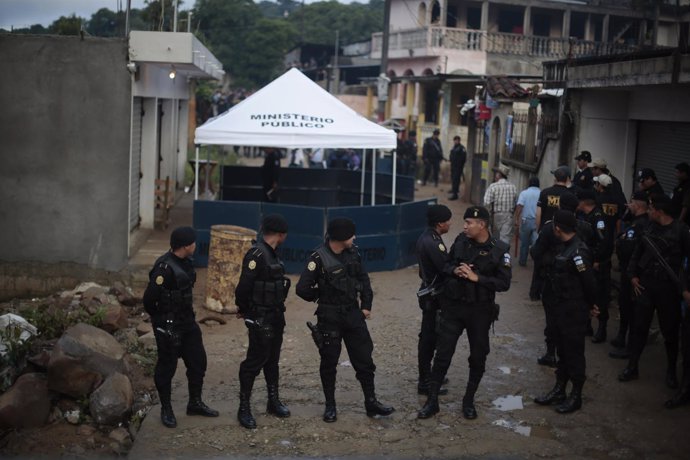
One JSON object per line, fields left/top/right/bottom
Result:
{"left": 0, "top": 35, "right": 132, "bottom": 272}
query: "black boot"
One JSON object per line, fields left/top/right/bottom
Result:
{"left": 417, "top": 381, "right": 440, "bottom": 419}
{"left": 158, "top": 390, "right": 177, "bottom": 428}
{"left": 592, "top": 320, "right": 607, "bottom": 343}
{"left": 462, "top": 381, "right": 479, "bottom": 420}
{"left": 323, "top": 387, "right": 337, "bottom": 423}
{"left": 618, "top": 366, "right": 639, "bottom": 382}
{"left": 187, "top": 385, "right": 219, "bottom": 417}
{"left": 555, "top": 381, "right": 583, "bottom": 414}
{"left": 665, "top": 377, "right": 690, "bottom": 409}
{"left": 608, "top": 347, "right": 630, "bottom": 359}
{"left": 266, "top": 384, "right": 290, "bottom": 418}
{"left": 534, "top": 379, "right": 567, "bottom": 406}
{"left": 417, "top": 377, "right": 448, "bottom": 396}
{"left": 610, "top": 322, "right": 627, "bottom": 348}
{"left": 365, "top": 397, "right": 395, "bottom": 417}
{"left": 665, "top": 343, "right": 679, "bottom": 389}
{"left": 537, "top": 345, "right": 557, "bottom": 367}
{"left": 237, "top": 391, "right": 256, "bottom": 429}
{"left": 585, "top": 320, "right": 594, "bottom": 337}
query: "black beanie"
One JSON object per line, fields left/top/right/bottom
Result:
{"left": 463, "top": 206, "right": 490, "bottom": 221}
{"left": 328, "top": 218, "right": 356, "bottom": 241}
{"left": 261, "top": 214, "right": 288, "bottom": 234}
{"left": 170, "top": 226, "right": 196, "bottom": 249}
{"left": 553, "top": 210, "right": 577, "bottom": 233}
{"left": 427, "top": 204, "right": 452, "bottom": 226}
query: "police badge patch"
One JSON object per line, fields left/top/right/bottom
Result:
{"left": 155, "top": 275, "right": 164, "bottom": 285}
{"left": 308, "top": 261, "right": 316, "bottom": 271}
{"left": 248, "top": 260, "right": 257, "bottom": 270}
{"left": 596, "top": 220, "right": 605, "bottom": 230}
{"left": 503, "top": 253, "right": 511, "bottom": 267}
{"left": 438, "top": 243, "right": 446, "bottom": 252}
{"left": 573, "top": 255, "right": 586, "bottom": 272}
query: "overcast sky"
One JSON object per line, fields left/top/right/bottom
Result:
{"left": 0, "top": 0, "right": 356, "bottom": 31}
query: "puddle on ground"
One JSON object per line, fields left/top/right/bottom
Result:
{"left": 498, "top": 366, "right": 511, "bottom": 374}
{"left": 492, "top": 419, "right": 531, "bottom": 437}
{"left": 492, "top": 395, "right": 524, "bottom": 411}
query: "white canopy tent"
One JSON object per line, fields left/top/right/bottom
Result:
{"left": 193, "top": 68, "right": 399, "bottom": 205}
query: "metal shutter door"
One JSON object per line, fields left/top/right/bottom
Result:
{"left": 129, "top": 97, "right": 143, "bottom": 232}
{"left": 636, "top": 121, "right": 690, "bottom": 194}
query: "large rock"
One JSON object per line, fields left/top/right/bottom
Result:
{"left": 47, "top": 323, "right": 127, "bottom": 398}
{"left": 101, "top": 305, "right": 129, "bottom": 333}
{"left": 89, "top": 372, "right": 133, "bottom": 425}
{"left": 0, "top": 373, "right": 51, "bottom": 429}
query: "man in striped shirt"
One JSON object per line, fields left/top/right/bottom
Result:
{"left": 484, "top": 164, "right": 517, "bottom": 246}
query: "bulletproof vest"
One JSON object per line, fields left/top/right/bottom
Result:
{"left": 637, "top": 220, "right": 687, "bottom": 278}
{"left": 155, "top": 252, "right": 195, "bottom": 313}
{"left": 250, "top": 240, "right": 288, "bottom": 308}
{"left": 551, "top": 239, "right": 587, "bottom": 300}
{"left": 315, "top": 244, "right": 362, "bottom": 306}
{"left": 443, "top": 235, "right": 506, "bottom": 303}
{"left": 616, "top": 215, "right": 648, "bottom": 270}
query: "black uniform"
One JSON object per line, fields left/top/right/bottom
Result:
{"left": 422, "top": 136, "right": 443, "bottom": 186}
{"left": 296, "top": 243, "right": 379, "bottom": 405}
{"left": 143, "top": 252, "right": 207, "bottom": 410}
{"left": 262, "top": 149, "right": 281, "bottom": 202}
{"left": 235, "top": 238, "right": 290, "bottom": 401}
{"left": 643, "top": 182, "right": 665, "bottom": 199}
{"left": 572, "top": 167, "right": 593, "bottom": 191}
{"left": 580, "top": 205, "right": 613, "bottom": 329}
{"left": 531, "top": 219, "right": 594, "bottom": 363}
{"left": 624, "top": 219, "right": 690, "bottom": 382}
{"left": 415, "top": 227, "right": 449, "bottom": 390}
{"left": 613, "top": 213, "right": 649, "bottom": 348}
{"left": 431, "top": 233, "right": 512, "bottom": 414}
{"left": 449, "top": 142, "right": 467, "bottom": 198}
{"left": 671, "top": 179, "right": 690, "bottom": 224}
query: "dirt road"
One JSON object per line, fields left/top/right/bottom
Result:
{"left": 129, "top": 228, "right": 690, "bottom": 459}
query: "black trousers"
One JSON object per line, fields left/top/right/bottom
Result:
{"left": 317, "top": 306, "right": 376, "bottom": 394}
{"left": 418, "top": 298, "right": 440, "bottom": 382}
{"left": 553, "top": 300, "right": 589, "bottom": 384}
{"left": 530, "top": 260, "right": 544, "bottom": 300}
{"left": 542, "top": 280, "right": 557, "bottom": 350}
{"left": 594, "top": 261, "right": 611, "bottom": 322}
{"left": 423, "top": 160, "right": 440, "bottom": 186}
{"left": 681, "top": 304, "right": 690, "bottom": 378}
{"left": 450, "top": 164, "right": 463, "bottom": 195}
{"left": 617, "top": 271, "right": 635, "bottom": 336}
{"left": 153, "top": 319, "right": 207, "bottom": 402}
{"left": 239, "top": 311, "right": 285, "bottom": 388}
{"left": 629, "top": 277, "right": 681, "bottom": 367}
{"left": 430, "top": 302, "right": 493, "bottom": 385}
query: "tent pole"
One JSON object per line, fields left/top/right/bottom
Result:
{"left": 360, "top": 149, "right": 366, "bottom": 206}
{"left": 392, "top": 148, "right": 397, "bottom": 204}
{"left": 371, "top": 149, "right": 376, "bottom": 206}
{"left": 205, "top": 146, "right": 211, "bottom": 199}
{"left": 195, "top": 145, "right": 200, "bottom": 200}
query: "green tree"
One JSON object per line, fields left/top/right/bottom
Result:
{"left": 288, "top": 0, "right": 384, "bottom": 45}
{"left": 87, "top": 8, "right": 122, "bottom": 36}
{"left": 242, "top": 17, "right": 298, "bottom": 86}
{"left": 48, "top": 14, "right": 84, "bottom": 35}
{"left": 141, "top": 0, "right": 186, "bottom": 31}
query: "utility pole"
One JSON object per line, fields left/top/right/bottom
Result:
{"left": 377, "top": 0, "right": 391, "bottom": 121}
{"left": 333, "top": 30, "right": 340, "bottom": 95}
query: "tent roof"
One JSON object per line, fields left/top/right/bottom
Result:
{"left": 195, "top": 68, "right": 397, "bottom": 149}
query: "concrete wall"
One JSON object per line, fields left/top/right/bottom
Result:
{"left": 0, "top": 35, "right": 131, "bottom": 274}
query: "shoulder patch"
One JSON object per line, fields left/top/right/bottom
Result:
{"left": 438, "top": 243, "right": 446, "bottom": 252}
{"left": 248, "top": 260, "right": 257, "bottom": 270}
{"left": 596, "top": 220, "right": 606, "bottom": 230}
{"left": 503, "top": 253, "right": 512, "bottom": 267}
{"left": 308, "top": 261, "right": 316, "bottom": 271}
{"left": 155, "top": 275, "right": 164, "bottom": 285}
{"left": 573, "top": 255, "right": 586, "bottom": 272}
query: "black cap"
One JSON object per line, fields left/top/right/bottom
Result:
{"left": 637, "top": 168, "right": 656, "bottom": 181}
{"left": 676, "top": 162, "right": 690, "bottom": 175}
{"left": 528, "top": 176, "right": 540, "bottom": 187}
{"left": 577, "top": 189, "right": 597, "bottom": 202}
{"left": 648, "top": 193, "right": 673, "bottom": 214}
{"left": 553, "top": 210, "right": 577, "bottom": 233}
{"left": 575, "top": 151, "right": 592, "bottom": 162}
{"left": 427, "top": 204, "right": 452, "bottom": 226}
{"left": 261, "top": 214, "right": 288, "bottom": 234}
{"left": 170, "top": 226, "right": 196, "bottom": 249}
{"left": 327, "top": 218, "right": 356, "bottom": 241}
{"left": 551, "top": 165, "right": 571, "bottom": 181}
{"left": 433, "top": 129, "right": 440, "bottom": 135}
{"left": 463, "top": 206, "right": 491, "bottom": 220}
{"left": 559, "top": 192, "right": 579, "bottom": 212}
{"left": 631, "top": 191, "right": 648, "bottom": 202}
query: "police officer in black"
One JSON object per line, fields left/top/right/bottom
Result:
{"left": 296, "top": 218, "right": 394, "bottom": 422}
{"left": 572, "top": 151, "right": 593, "bottom": 191}
{"left": 637, "top": 168, "right": 665, "bottom": 199}
{"left": 577, "top": 189, "right": 613, "bottom": 342}
{"left": 418, "top": 206, "right": 512, "bottom": 420}
{"left": 534, "top": 211, "right": 599, "bottom": 414}
{"left": 609, "top": 191, "right": 649, "bottom": 359}
{"left": 234, "top": 214, "right": 291, "bottom": 429}
{"left": 415, "top": 204, "right": 452, "bottom": 395}
{"left": 143, "top": 226, "right": 219, "bottom": 428}
{"left": 531, "top": 193, "right": 591, "bottom": 368}
{"left": 619, "top": 194, "right": 690, "bottom": 390}
{"left": 666, "top": 268, "right": 690, "bottom": 408}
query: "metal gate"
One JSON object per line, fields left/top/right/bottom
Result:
{"left": 636, "top": 121, "right": 690, "bottom": 194}
{"left": 129, "top": 97, "right": 143, "bottom": 231}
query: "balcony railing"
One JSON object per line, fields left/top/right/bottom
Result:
{"left": 372, "top": 27, "right": 639, "bottom": 60}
